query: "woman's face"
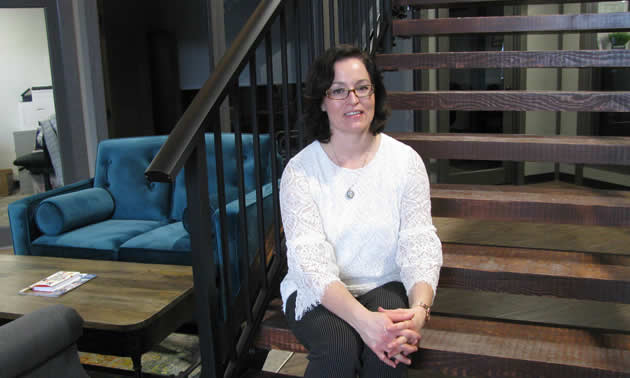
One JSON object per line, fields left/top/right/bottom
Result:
{"left": 321, "top": 57, "right": 375, "bottom": 138}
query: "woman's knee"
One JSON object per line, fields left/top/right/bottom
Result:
{"left": 302, "top": 312, "right": 362, "bottom": 358}
{"left": 286, "top": 295, "right": 362, "bottom": 358}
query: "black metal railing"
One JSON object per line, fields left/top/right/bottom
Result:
{"left": 145, "top": 1, "right": 390, "bottom": 377}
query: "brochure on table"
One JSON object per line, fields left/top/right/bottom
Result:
{"left": 19, "top": 270, "right": 96, "bottom": 298}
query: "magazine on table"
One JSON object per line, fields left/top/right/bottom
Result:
{"left": 19, "top": 270, "right": 96, "bottom": 298}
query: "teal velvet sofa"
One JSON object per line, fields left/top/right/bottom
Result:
{"left": 8, "top": 134, "right": 275, "bottom": 277}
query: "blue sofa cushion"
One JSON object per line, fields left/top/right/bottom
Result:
{"left": 35, "top": 188, "right": 114, "bottom": 236}
{"left": 169, "top": 134, "right": 272, "bottom": 221}
{"left": 32, "top": 219, "right": 164, "bottom": 260}
{"left": 93, "top": 136, "right": 171, "bottom": 222}
{"left": 118, "top": 222, "right": 199, "bottom": 265}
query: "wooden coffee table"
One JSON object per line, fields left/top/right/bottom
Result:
{"left": 0, "top": 255, "right": 195, "bottom": 377}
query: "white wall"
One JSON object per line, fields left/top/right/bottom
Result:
{"left": 523, "top": 4, "right": 559, "bottom": 176}
{"left": 0, "top": 8, "right": 52, "bottom": 177}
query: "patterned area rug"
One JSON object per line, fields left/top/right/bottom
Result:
{"left": 80, "top": 333, "right": 201, "bottom": 377}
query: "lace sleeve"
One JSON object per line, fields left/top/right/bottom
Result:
{"left": 395, "top": 151, "right": 443, "bottom": 297}
{"left": 280, "top": 160, "right": 341, "bottom": 313}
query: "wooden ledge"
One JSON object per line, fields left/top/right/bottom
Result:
{"left": 430, "top": 184, "right": 630, "bottom": 227}
{"left": 440, "top": 243, "right": 630, "bottom": 302}
{"left": 392, "top": 132, "right": 630, "bottom": 166}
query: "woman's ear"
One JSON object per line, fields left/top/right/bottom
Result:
{"left": 321, "top": 103, "right": 326, "bottom": 112}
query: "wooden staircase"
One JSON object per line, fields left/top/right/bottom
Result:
{"left": 251, "top": 1, "right": 630, "bottom": 377}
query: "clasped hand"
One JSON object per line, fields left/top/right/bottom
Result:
{"left": 357, "top": 307, "right": 426, "bottom": 368}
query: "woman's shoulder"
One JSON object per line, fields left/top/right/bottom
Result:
{"left": 380, "top": 133, "right": 419, "bottom": 162}
{"left": 283, "top": 141, "right": 323, "bottom": 174}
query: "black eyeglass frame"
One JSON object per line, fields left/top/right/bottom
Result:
{"left": 325, "top": 84, "right": 375, "bottom": 100}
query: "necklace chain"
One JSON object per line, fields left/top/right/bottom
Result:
{"left": 329, "top": 141, "right": 372, "bottom": 200}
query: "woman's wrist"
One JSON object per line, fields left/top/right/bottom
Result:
{"left": 411, "top": 302, "right": 431, "bottom": 325}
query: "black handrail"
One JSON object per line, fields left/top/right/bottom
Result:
{"left": 145, "top": 0, "right": 283, "bottom": 182}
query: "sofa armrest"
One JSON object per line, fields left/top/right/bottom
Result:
{"left": 0, "top": 304, "right": 86, "bottom": 378}
{"left": 8, "top": 179, "right": 94, "bottom": 255}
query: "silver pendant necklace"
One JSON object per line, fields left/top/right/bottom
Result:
{"left": 329, "top": 141, "right": 372, "bottom": 200}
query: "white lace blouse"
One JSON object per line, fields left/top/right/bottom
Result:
{"left": 279, "top": 133, "right": 442, "bottom": 320}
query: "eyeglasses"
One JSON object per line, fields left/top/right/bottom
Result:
{"left": 325, "top": 84, "right": 374, "bottom": 100}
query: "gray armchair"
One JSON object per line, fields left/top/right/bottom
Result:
{"left": 0, "top": 304, "right": 88, "bottom": 378}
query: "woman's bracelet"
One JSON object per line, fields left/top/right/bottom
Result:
{"left": 413, "top": 302, "right": 431, "bottom": 323}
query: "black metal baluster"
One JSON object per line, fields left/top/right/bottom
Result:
{"left": 314, "top": 0, "right": 324, "bottom": 55}
{"left": 265, "top": 31, "right": 282, "bottom": 281}
{"left": 213, "top": 102, "right": 237, "bottom": 366}
{"left": 329, "top": 0, "right": 335, "bottom": 48}
{"left": 185, "top": 136, "right": 218, "bottom": 378}
{"left": 294, "top": 0, "right": 305, "bottom": 149}
{"left": 251, "top": 46, "right": 268, "bottom": 293}
{"left": 265, "top": 28, "right": 285, "bottom": 290}
{"left": 280, "top": 6, "right": 291, "bottom": 161}
{"left": 364, "top": 0, "right": 370, "bottom": 50}
{"left": 233, "top": 75, "right": 253, "bottom": 327}
{"left": 358, "top": 0, "right": 364, "bottom": 49}
{"left": 338, "top": 0, "right": 346, "bottom": 44}
{"left": 383, "top": 0, "right": 392, "bottom": 52}
{"left": 356, "top": 0, "right": 362, "bottom": 46}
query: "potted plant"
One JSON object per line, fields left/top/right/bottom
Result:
{"left": 608, "top": 32, "right": 630, "bottom": 49}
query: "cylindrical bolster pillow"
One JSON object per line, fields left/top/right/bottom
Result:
{"left": 36, "top": 187, "right": 115, "bottom": 235}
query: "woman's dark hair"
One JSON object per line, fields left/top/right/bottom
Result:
{"left": 303, "top": 45, "right": 390, "bottom": 143}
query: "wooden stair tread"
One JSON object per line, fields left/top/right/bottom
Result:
{"left": 421, "top": 327, "right": 630, "bottom": 373}
{"left": 375, "top": 50, "right": 630, "bottom": 70}
{"left": 429, "top": 184, "right": 630, "bottom": 226}
{"left": 387, "top": 90, "right": 630, "bottom": 112}
{"left": 392, "top": 13, "right": 630, "bottom": 36}
{"left": 439, "top": 243, "right": 630, "bottom": 302}
{"left": 435, "top": 217, "right": 630, "bottom": 255}
{"left": 434, "top": 288, "right": 630, "bottom": 333}
{"left": 255, "top": 307, "right": 630, "bottom": 373}
{"left": 392, "top": 132, "right": 630, "bottom": 166}
{"left": 433, "top": 184, "right": 630, "bottom": 204}
{"left": 394, "top": 0, "right": 621, "bottom": 9}
{"left": 443, "top": 243, "right": 630, "bottom": 280}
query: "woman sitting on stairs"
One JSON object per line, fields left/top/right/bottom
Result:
{"left": 279, "top": 45, "right": 443, "bottom": 378}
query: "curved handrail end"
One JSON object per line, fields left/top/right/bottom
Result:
{"left": 145, "top": 170, "right": 173, "bottom": 183}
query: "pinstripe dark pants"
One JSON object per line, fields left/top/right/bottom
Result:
{"left": 285, "top": 281, "right": 409, "bottom": 378}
